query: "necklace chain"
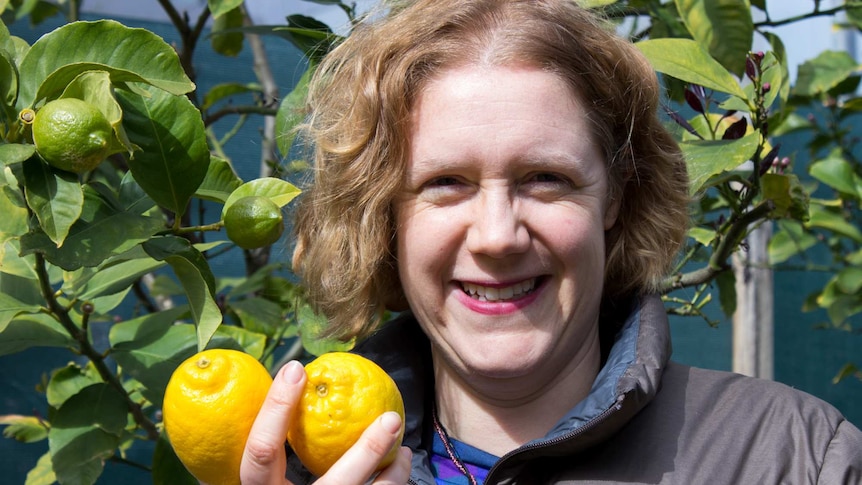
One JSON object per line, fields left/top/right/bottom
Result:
{"left": 432, "top": 406, "right": 479, "bottom": 485}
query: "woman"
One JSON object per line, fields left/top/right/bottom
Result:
{"left": 240, "top": 1, "right": 862, "bottom": 484}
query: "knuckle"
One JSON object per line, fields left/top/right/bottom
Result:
{"left": 244, "top": 437, "right": 283, "bottom": 467}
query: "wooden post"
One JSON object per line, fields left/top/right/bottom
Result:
{"left": 732, "top": 222, "right": 774, "bottom": 379}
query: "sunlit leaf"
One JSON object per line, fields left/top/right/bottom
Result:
{"left": 194, "top": 155, "right": 243, "bottom": 203}
{"left": 19, "top": 185, "right": 165, "bottom": 270}
{"left": 210, "top": 6, "right": 245, "bottom": 57}
{"left": 636, "top": 38, "right": 747, "bottom": 99}
{"left": 222, "top": 177, "right": 301, "bottom": 217}
{"left": 809, "top": 151, "right": 862, "bottom": 200}
{"left": 761, "top": 173, "right": 809, "bottom": 221}
{"left": 142, "top": 237, "right": 221, "bottom": 351}
{"left": 46, "top": 363, "right": 101, "bottom": 408}
{"left": 0, "top": 313, "right": 74, "bottom": 356}
{"left": 674, "top": 0, "right": 753, "bottom": 77}
{"left": 22, "top": 157, "right": 84, "bottom": 247}
{"left": 297, "top": 303, "right": 354, "bottom": 356}
{"left": 208, "top": 0, "right": 243, "bottom": 18}
{"left": 680, "top": 131, "right": 759, "bottom": 194}
{"left": 0, "top": 291, "right": 41, "bottom": 333}
{"left": 807, "top": 205, "right": 862, "bottom": 243}
{"left": 117, "top": 84, "right": 208, "bottom": 217}
{"left": 276, "top": 65, "right": 313, "bottom": 158}
{"left": 0, "top": 415, "right": 49, "bottom": 443}
{"left": 793, "top": 50, "right": 861, "bottom": 98}
{"left": 17, "top": 20, "right": 194, "bottom": 109}
{"left": 25, "top": 451, "right": 57, "bottom": 485}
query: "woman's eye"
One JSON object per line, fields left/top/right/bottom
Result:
{"left": 429, "top": 176, "right": 460, "bottom": 186}
{"left": 531, "top": 173, "right": 563, "bottom": 183}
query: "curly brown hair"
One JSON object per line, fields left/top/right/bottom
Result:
{"left": 291, "top": 0, "right": 690, "bottom": 340}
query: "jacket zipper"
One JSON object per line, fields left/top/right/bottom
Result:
{"left": 482, "top": 394, "right": 626, "bottom": 484}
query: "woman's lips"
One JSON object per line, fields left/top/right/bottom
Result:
{"left": 460, "top": 278, "right": 538, "bottom": 302}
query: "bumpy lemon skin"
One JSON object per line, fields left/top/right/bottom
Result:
{"left": 163, "top": 349, "right": 273, "bottom": 485}
{"left": 286, "top": 352, "right": 406, "bottom": 477}
{"left": 32, "top": 98, "right": 112, "bottom": 174}
{"left": 223, "top": 195, "right": 285, "bottom": 249}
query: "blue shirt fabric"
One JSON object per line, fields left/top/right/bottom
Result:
{"left": 431, "top": 430, "right": 498, "bottom": 485}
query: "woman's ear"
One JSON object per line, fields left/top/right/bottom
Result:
{"left": 604, "top": 194, "right": 621, "bottom": 230}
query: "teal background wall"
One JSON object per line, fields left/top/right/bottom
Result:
{"left": 3, "top": 9, "right": 860, "bottom": 485}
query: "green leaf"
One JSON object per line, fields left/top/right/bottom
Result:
{"left": 0, "top": 180, "right": 29, "bottom": 241}
{"left": 0, "top": 143, "right": 36, "bottom": 166}
{"left": 836, "top": 266, "right": 862, "bottom": 294}
{"left": 0, "top": 291, "right": 41, "bottom": 333}
{"left": 716, "top": 269, "right": 736, "bottom": 317}
{"left": 636, "top": 38, "right": 747, "bottom": 99}
{"left": 109, "top": 307, "right": 265, "bottom": 405}
{"left": 52, "top": 383, "right": 128, "bottom": 435}
{"left": 49, "top": 384, "right": 127, "bottom": 485}
{"left": 229, "top": 296, "right": 286, "bottom": 337}
{"left": 680, "top": 131, "right": 760, "bottom": 194}
{"left": 0, "top": 415, "right": 49, "bottom": 443}
{"left": 152, "top": 433, "right": 198, "bottom": 485}
{"left": 0, "top": 50, "right": 17, "bottom": 119}
{"left": 687, "top": 226, "right": 716, "bottom": 246}
{"left": 674, "top": 0, "right": 753, "bottom": 77}
{"left": 276, "top": 64, "right": 313, "bottom": 158}
{"left": 17, "top": 20, "right": 194, "bottom": 109}
{"left": 58, "top": 70, "right": 135, "bottom": 156}
{"left": 208, "top": 0, "right": 244, "bottom": 18}
{"left": 118, "top": 171, "right": 157, "bottom": 214}
{"left": 297, "top": 303, "right": 354, "bottom": 356}
{"left": 0, "top": 313, "right": 75, "bottom": 356}
{"left": 809, "top": 152, "right": 862, "bottom": 200}
{"left": 46, "top": 364, "right": 101, "bottom": 408}
{"left": 210, "top": 6, "right": 245, "bottom": 57}
{"left": 201, "top": 82, "right": 261, "bottom": 111}
{"left": 75, "top": 256, "right": 166, "bottom": 300}
{"left": 761, "top": 173, "right": 809, "bottom": 221}
{"left": 194, "top": 155, "right": 243, "bottom": 203}
{"left": 222, "top": 177, "right": 301, "bottom": 217}
{"left": 117, "top": 84, "right": 209, "bottom": 217}
{"left": 19, "top": 185, "right": 166, "bottom": 270}
{"left": 22, "top": 158, "right": 84, "bottom": 247}
{"left": 768, "top": 220, "right": 817, "bottom": 265}
{"left": 807, "top": 205, "right": 862, "bottom": 243}
{"left": 142, "top": 237, "right": 221, "bottom": 351}
{"left": 793, "top": 50, "right": 861, "bottom": 98}
{"left": 25, "top": 451, "right": 57, "bottom": 485}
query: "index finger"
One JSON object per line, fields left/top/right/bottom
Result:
{"left": 316, "top": 411, "right": 405, "bottom": 484}
{"left": 241, "top": 360, "right": 306, "bottom": 483}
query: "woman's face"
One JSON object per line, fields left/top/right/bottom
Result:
{"left": 394, "top": 64, "right": 618, "bottom": 393}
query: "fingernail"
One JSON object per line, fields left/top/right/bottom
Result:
{"left": 380, "top": 411, "right": 402, "bottom": 434}
{"left": 282, "top": 360, "right": 304, "bottom": 384}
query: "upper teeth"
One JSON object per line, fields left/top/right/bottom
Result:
{"left": 462, "top": 279, "right": 536, "bottom": 302}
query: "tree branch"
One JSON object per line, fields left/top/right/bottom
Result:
{"left": 662, "top": 201, "right": 775, "bottom": 292}
{"left": 33, "top": 254, "right": 160, "bottom": 441}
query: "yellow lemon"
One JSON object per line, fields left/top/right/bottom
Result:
{"left": 287, "top": 352, "right": 405, "bottom": 477}
{"left": 163, "top": 349, "right": 273, "bottom": 485}
{"left": 32, "top": 98, "right": 112, "bottom": 174}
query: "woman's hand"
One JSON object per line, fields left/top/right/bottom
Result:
{"left": 239, "top": 360, "right": 412, "bottom": 485}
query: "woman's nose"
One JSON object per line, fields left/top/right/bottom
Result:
{"left": 465, "top": 191, "right": 530, "bottom": 258}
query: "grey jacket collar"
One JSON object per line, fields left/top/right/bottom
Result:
{"left": 353, "top": 294, "right": 671, "bottom": 484}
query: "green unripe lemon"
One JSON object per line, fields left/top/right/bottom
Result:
{"left": 224, "top": 196, "right": 285, "bottom": 249}
{"left": 32, "top": 98, "right": 112, "bottom": 174}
